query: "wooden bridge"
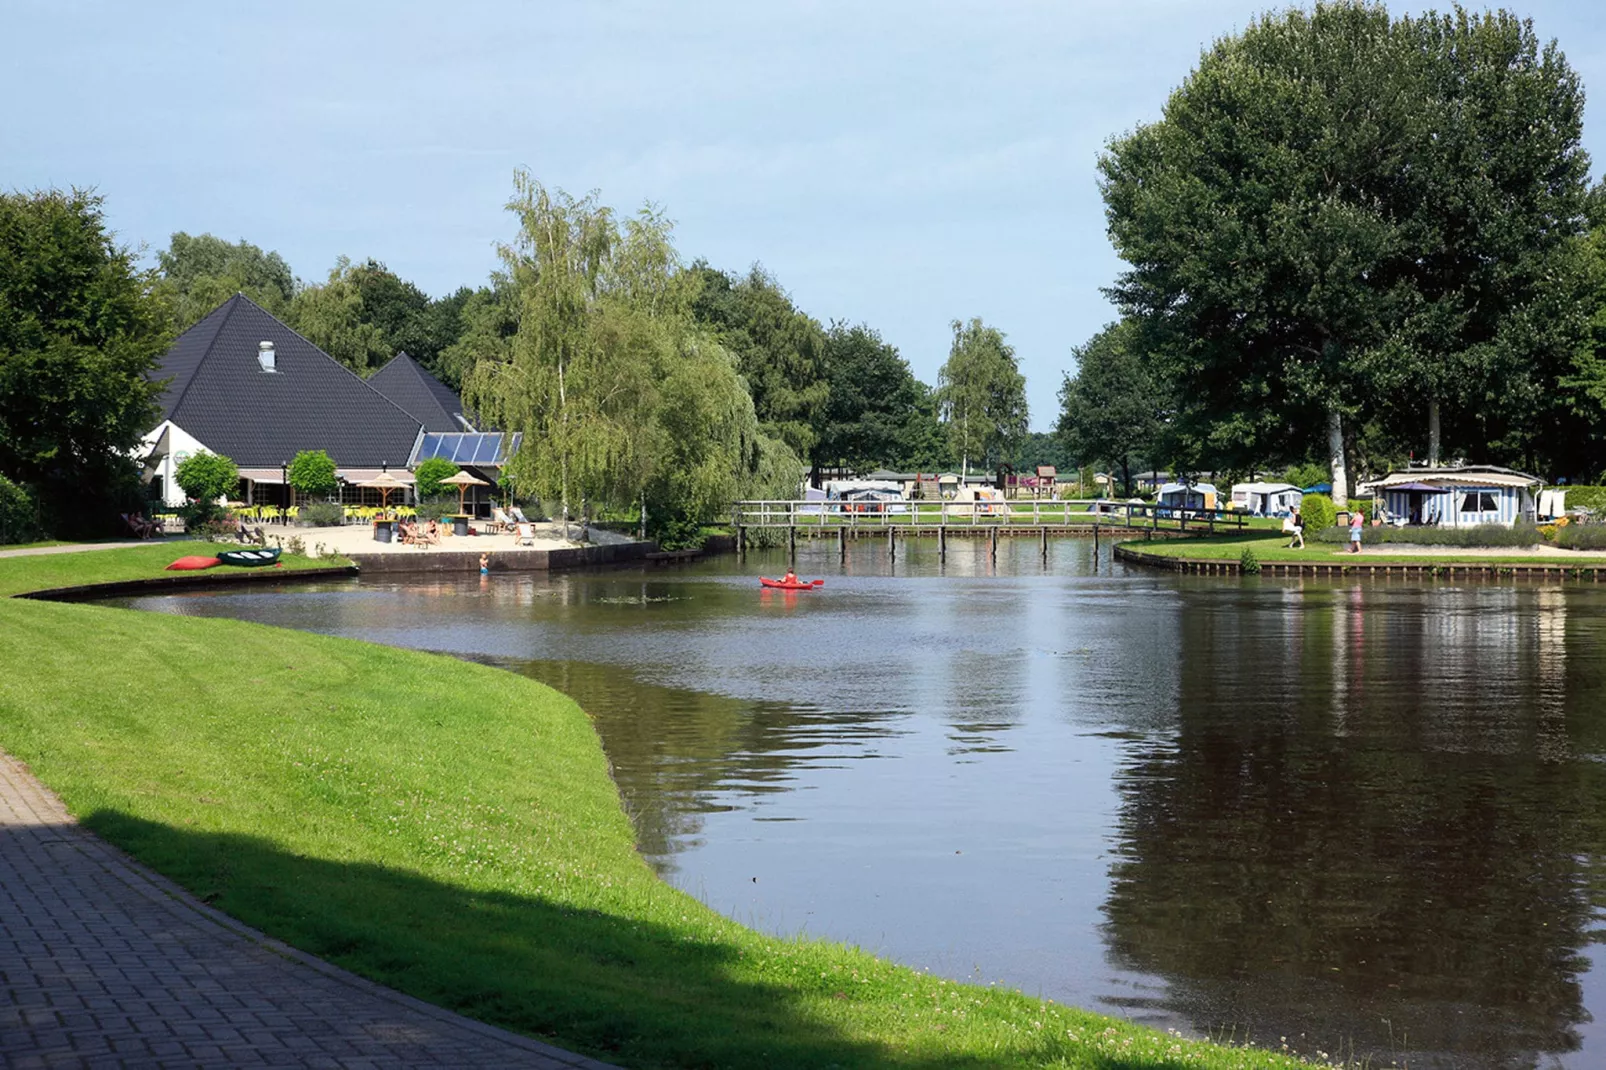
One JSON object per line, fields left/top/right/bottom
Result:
{"left": 732, "top": 499, "right": 1250, "bottom": 561}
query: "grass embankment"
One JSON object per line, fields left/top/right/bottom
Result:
{"left": 1120, "top": 530, "right": 1606, "bottom": 567}
{"left": 0, "top": 550, "right": 1323, "bottom": 1069}
{"left": 0, "top": 540, "right": 345, "bottom": 598}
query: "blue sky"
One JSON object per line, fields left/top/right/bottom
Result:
{"left": 8, "top": 1, "right": 1604, "bottom": 429}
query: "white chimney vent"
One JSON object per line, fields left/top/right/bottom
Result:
{"left": 258, "top": 341, "right": 276, "bottom": 373}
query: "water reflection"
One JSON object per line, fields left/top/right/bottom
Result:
{"left": 105, "top": 542, "right": 1606, "bottom": 1068}
{"left": 1103, "top": 583, "right": 1606, "bottom": 1067}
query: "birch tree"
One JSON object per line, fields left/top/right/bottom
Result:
{"left": 937, "top": 318, "right": 1028, "bottom": 478}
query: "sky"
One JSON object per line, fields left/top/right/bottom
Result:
{"left": 7, "top": 1, "right": 1606, "bottom": 430}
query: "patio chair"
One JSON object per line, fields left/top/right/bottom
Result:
{"left": 515, "top": 522, "right": 535, "bottom": 547}
{"left": 490, "top": 507, "right": 515, "bottom": 534}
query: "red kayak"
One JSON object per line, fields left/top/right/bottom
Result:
{"left": 760, "top": 577, "right": 824, "bottom": 590}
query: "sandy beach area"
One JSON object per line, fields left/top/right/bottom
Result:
{"left": 268, "top": 521, "right": 637, "bottom": 558}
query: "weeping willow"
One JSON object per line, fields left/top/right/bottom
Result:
{"left": 464, "top": 171, "right": 793, "bottom": 531}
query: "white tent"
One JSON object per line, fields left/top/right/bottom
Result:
{"left": 1231, "top": 481, "right": 1303, "bottom": 517}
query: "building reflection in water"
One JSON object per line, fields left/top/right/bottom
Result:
{"left": 1101, "top": 582, "right": 1605, "bottom": 1068}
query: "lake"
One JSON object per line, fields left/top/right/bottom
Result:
{"left": 109, "top": 536, "right": 1606, "bottom": 1069}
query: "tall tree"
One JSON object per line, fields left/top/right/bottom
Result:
{"left": 462, "top": 173, "right": 794, "bottom": 537}
{"left": 0, "top": 190, "right": 171, "bottom": 536}
{"left": 286, "top": 257, "right": 390, "bottom": 375}
{"left": 937, "top": 317, "right": 1028, "bottom": 477}
{"left": 156, "top": 232, "right": 295, "bottom": 330}
{"left": 816, "top": 322, "right": 946, "bottom": 470}
{"left": 689, "top": 263, "right": 829, "bottom": 460}
{"left": 1101, "top": 3, "right": 1591, "bottom": 505}
{"left": 1057, "top": 321, "right": 1168, "bottom": 497}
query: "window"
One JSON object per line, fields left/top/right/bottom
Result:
{"left": 1460, "top": 491, "right": 1498, "bottom": 513}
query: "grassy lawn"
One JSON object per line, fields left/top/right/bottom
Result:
{"left": 0, "top": 553, "right": 1325, "bottom": 1069}
{"left": 0, "top": 540, "right": 344, "bottom": 598}
{"left": 1120, "top": 530, "right": 1606, "bottom": 566}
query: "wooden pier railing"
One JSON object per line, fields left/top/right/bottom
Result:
{"left": 732, "top": 498, "right": 1249, "bottom": 534}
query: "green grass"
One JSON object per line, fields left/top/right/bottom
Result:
{"left": 0, "top": 551, "right": 1328, "bottom": 1069}
{"left": 1120, "top": 531, "right": 1606, "bottom": 566}
{"left": 0, "top": 540, "right": 344, "bottom": 598}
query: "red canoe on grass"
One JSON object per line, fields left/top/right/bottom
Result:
{"left": 760, "top": 577, "right": 824, "bottom": 590}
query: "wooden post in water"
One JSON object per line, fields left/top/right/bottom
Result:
{"left": 788, "top": 523, "right": 796, "bottom": 562}
{"left": 1040, "top": 525, "right": 1048, "bottom": 563}
{"left": 838, "top": 526, "right": 846, "bottom": 562}
{"left": 888, "top": 525, "right": 896, "bottom": 560}
{"left": 938, "top": 524, "right": 946, "bottom": 561}
{"left": 989, "top": 526, "right": 998, "bottom": 561}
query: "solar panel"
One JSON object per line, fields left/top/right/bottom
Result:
{"left": 410, "top": 432, "right": 518, "bottom": 468}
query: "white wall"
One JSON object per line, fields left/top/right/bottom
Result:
{"left": 138, "top": 421, "right": 212, "bottom": 507}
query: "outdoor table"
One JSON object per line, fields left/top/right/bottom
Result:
{"left": 373, "top": 518, "right": 395, "bottom": 544}
{"left": 450, "top": 514, "right": 471, "bottom": 537}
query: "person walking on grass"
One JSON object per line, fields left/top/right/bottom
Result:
{"left": 1349, "top": 507, "right": 1364, "bottom": 554}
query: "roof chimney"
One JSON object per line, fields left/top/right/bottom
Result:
{"left": 258, "top": 341, "right": 276, "bottom": 373}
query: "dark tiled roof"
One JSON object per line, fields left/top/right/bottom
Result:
{"left": 367, "top": 352, "right": 467, "bottom": 432}
{"left": 152, "top": 295, "right": 423, "bottom": 468}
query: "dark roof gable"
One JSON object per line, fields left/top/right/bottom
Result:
{"left": 367, "top": 352, "right": 467, "bottom": 433}
{"left": 150, "top": 294, "right": 422, "bottom": 468}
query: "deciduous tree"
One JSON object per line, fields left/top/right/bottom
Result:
{"left": 156, "top": 232, "right": 296, "bottom": 331}
{"left": 937, "top": 317, "right": 1028, "bottom": 477}
{"left": 1057, "top": 321, "right": 1168, "bottom": 497}
{"left": 0, "top": 189, "right": 170, "bottom": 536}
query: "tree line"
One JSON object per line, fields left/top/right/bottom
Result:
{"left": 1059, "top": 2, "right": 1606, "bottom": 506}
{"left": 1, "top": 178, "right": 1037, "bottom": 541}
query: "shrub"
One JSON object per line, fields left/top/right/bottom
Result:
{"left": 1283, "top": 462, "right": 1329, "bottom": 490}
{"left": 413, "top": 457, "right": 460, "bottom": 500}
{"left": 1556, "top": 485, "right": 1606, "bottom": 515}
{"left": 0, "top": 475, "right": 41, "bottom": 544}
{"left": 174, "top": 451, "right": 240, "bottom": 505}
{"left": 288, "top": 450, "right": 338, "bottom": 499}
{"left": 295, "top": 501, "right": 345, "bottom": 527}
{"left": 1313, "top": 522, "right": 1542, "bottom": 547}
{"left": 415, "top": 495, "right": 459, "bottom": 522}
{"left": 1238, "top": 546, "right": 1262, "bottom": 574}
{"left": 1301, "top": 493, "right": 1337, "bottom": 531}
{"left": 1557, "top": 525, "right": 1606, "bottom": 551}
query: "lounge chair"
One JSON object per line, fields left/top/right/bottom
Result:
{"left": 514, "top": 522, "right": 535, "bottom": 547}
{"left": 490, "top": 507, "right": 515, "bottom": 534}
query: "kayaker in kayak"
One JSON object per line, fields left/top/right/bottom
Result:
{"left": 783, "top": 569, "right": 799, "bottom": 585}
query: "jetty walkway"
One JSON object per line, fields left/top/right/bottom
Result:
{"left": 733, "top": 498, "right": 1246, "bottom": 560}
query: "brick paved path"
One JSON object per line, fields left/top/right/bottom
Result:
{"left": 0, "top": 750, "right": 616, "bottom": 1069}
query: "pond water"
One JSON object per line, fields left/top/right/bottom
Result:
{"left": 109, "top": 537, "right": 1606, "bottom": 1069}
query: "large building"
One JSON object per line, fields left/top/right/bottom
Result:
{"left": 139, "top": 295, "right": 431, "bottom": 507}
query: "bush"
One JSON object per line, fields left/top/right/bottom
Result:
{"left": 295, "top": 501, "right": 345, "bottom": 527}
{"left": 415, "top": 495, "right": 459, "bottom": 522}
{"left": 174, "top": 451, "right": 240, "bottom": 505}
{"left": 0, "top": 475, "right": 41, "bottom": 544}
{"left": 1238, "top": 546, "right": 1261, "bottom": 574}
{"left": 1557, "top": 525, "right": 1606, "bottom": 550}
{"left": 1557, "top": 485, "right": 1606, "bottom": 515}
{"left": 413, "top": 457, "right": 460, "bottom": 500}
{"left": 288, "top": 450, "right": 338, "bottom": 499}
{"left": 1301, "top": 493, "right": 1337, "bottom": 530}
{"left": 1313, "top": 522, "right": 1543, "bottom": 547}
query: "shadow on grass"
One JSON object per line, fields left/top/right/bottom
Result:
{"left": 80, "top": 810, "right": 1177, "bottom": 1070}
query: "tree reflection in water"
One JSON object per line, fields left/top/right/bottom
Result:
{"left": 1101, "top": 582, "right": 1606, "bottom": 1068}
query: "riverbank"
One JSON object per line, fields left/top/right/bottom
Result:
{"left": 0, "top": 546, "right": 1328, "bottom": 1069}
{"left": 1117, "top": 532, "right": 1606, "bottom": 578}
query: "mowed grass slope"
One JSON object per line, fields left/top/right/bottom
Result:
{"left": 0, "top": 555, "right": 1324, "bottom": 1069}
{"left": 0, "top": 540, "right": 343, "bottom": 597}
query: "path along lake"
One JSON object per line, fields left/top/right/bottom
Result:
{"left": 110, "top": 537, "right": 1606, "bottom": 1069}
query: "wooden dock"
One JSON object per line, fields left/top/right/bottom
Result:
{"left": 732, "top": 499, "right": 1246, "bottom": 562}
